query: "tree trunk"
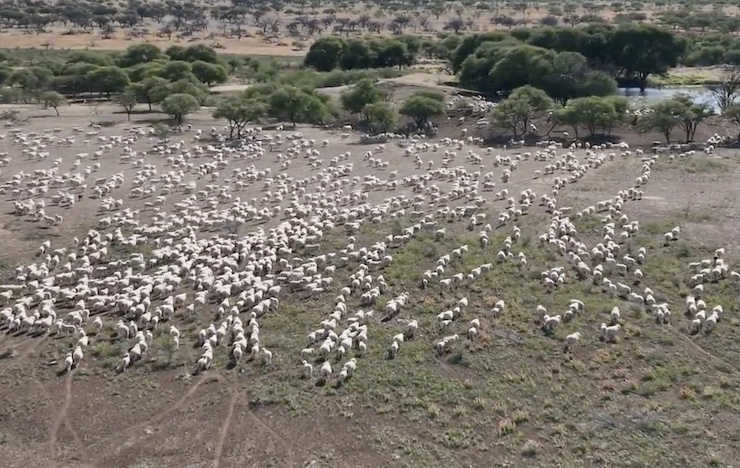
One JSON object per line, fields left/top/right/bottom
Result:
{"left": 638, "top": 74, "right": 648, "bottom": 93}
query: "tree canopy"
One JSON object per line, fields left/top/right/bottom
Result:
{"left": 399, "top": 91, "right": 445, "bottom": 129}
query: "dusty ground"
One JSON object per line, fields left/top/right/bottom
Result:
{"left": 1, "top": 103, "right": 740, "bottom": 468}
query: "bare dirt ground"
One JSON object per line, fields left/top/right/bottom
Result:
{"left": 1, "top": 102, "right": 740, "bottom": 468}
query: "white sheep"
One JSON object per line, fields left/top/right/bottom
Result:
{"left": 302, "top": 360, "right": 313, "bottom": 379}
{"left": 563, "top": 332, "right": 580, "bottom": 352}
{"left": 600, "top": 323, "right": 621, "bottom": 343}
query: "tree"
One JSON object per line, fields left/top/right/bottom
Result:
{"left": 340, "top": 79, "right": 386, "bottom": 114}
{"left": 607, "top": 24, "right": 689, "bottom": 91}
{"left": 161, "top": 93, "right": 200, "bottom": 125}
{"left": 118, "top": 44, "right": 163, "bottom": 68}
{"left": 304, "top": 37, "right": 347, "bottom": 71}
{"left": 128, "top": 76, "right": 168, "bottom": 111}
{"left": 213, "top": 98, "right": 267, "bottom": 138}
{"left": 490, "top": 86, "right": 553, "bottom": 138}
{"left": 450, "top": 32, "right": 510, "bottom": 74}
{"left": 8, "top": 67, "right": 54, "bottom": 94}
{"left": 340, "top": 39, "right": 375, "bottom": 70}
{"left": 0, "top": 65, "right": 12, "bottom": 86}
{"left": 267, "top": 86, "right": 328, "bottom": 126}
{"left": 156, "top": 61, "right": 194, "bottom": 82}
{"left": 723, "top": 104, "right": 740, "bottom": 140}
{"left": 638, "top": 98, "right": 684, "bottom": 144}
{"left": 554, "top": 96, "right": 623, "bottom": 137}
{"left": 85, "top": 66, "right": 130, "bottom": 98}
{"left": 488, "top": 45, "right": 556, "bottom": 95}
{"left": 374, "top": 40, "right": 413, "bottom": 69}
{"left": 150, "top": 79, "right": 209, "bottom": 106}
{"left": 191, "top": 61, "right": 228, "bottom": 86}
{"left": 710, "top": 66, "right": 740, "bottom": 112}
{"left": 399, "top": 92, "right": 445, "bottom": 129}
{"left": 118, "top": 90, "right": 138, "bottom": 121}
{"left": 168, "top": 44, "right": 219, "bottom": 63}
{"left": 362, "top": 102, "right": 399, "bottom": 134}
{"left": 152, "top": 123, "right": 171, "bottom": 142}
{"left": 40, "top": 91, "right": 66, "bottom": 116}
{"left": 673, "top": 95, "right": 713, "bottom": 143}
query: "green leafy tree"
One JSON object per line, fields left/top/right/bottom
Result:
{"left": 8, "top": 67, "right": 54, "bottom": 94}
{"left": 671, "top": 94, "right": 713, "bottom": 143}
{"left": 213, "top": 98, "right": 267, "bottom": 138}
{"left": 450, "top": 32, "right": 510, "bottom": 74}
{"left": 152, "top": 123, "right": 171, "bottom": 142}
{"left": 555, "top": 96, "right": 624, "bottom": 138}
{"left": 340, "top": 79, "right": 386, "bottom": 114}
{"left": 723, "top": 103, "right": 740, "bottom": 140}
{"left": 128, "top": 76, "right": 168, "bottom": 111}
{"left": 84, "top": 66, "right": 130, "bottom": 98}
{"left": 374, "top": 40, "right": 413, "bottom": 69}
{"left": 118, "top": 90, "right": 138, "bottom": 121}
{"left": 267, "top": 86, "right": 328, "bottom": 126}
{"left": 191, "top": 61, "right": 228, "bottom": 86}
{"left": 489, "top": 85, "right": 553, "bottom": 138}
{"left": 607, "top": 24, "right": 689, "bottom": 91}
{"left": 488, "top": 45, "right": 556, "bottom": 95}
{"left": 118, "top": 44, "right": 163, "bottom": 68}
{"left": 40, "top": 91, "right": 66, "bottom": 116}
{"left": 167, "top": 44, "right": 219, "bottom": 63}
{"left": 362, "top": 102, "right": 399, "bottom": 134}
{"left": 399, "top": 92, "right": 445, "bottom": 128}
{"left": 161, "top": 93, "right": 200, "bottom": 125}
{"left": 638, "top": 95, "right": 709, "bottom": 144}
{"left": 638, "top": 100, "right": 682, "bottom": 144}
{"left": 340, "top": 39, "right": 375, "bottom": 70}
{"left": 0, "top": 65, "right": 13, "bottom": 85}
{"left": 156, "top": 61, "right": 194, "bottom": 82}
{"left": 304, "top": 37, "right": 347, "bottom": 72}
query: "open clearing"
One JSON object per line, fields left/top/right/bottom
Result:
{"left": 1, "top": 102, "right": 740, "bottom": 468}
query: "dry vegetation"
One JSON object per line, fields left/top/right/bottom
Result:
{"left": 0, "top": 99, "right": 738, "bottom": 468}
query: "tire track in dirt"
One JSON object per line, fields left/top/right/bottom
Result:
{"left": 86, "top": 373, "right": 209, "bottom": 454}
{"left": 48, "top": 371, "right": 78, "bottom": 452}
{"left": 244, "top": 398, "right": 298, "bottom": 468}
{"left": 34, "top": 370, "right": 84, "bottom": 454}
{"left": 212, "top": 392, "right": 238, "bottom": 468}
{"left": 310, "top": 404, "right": 353, "bottom": 468}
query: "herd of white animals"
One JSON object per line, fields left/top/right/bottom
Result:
{"left": 0, "top": 119, "right": 732, "bottom": 389}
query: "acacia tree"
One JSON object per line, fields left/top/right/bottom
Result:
{"left": 554, "top": 96, "right": 625, "bottom": 138}
{"left": 213, "top": 98, "right": 267, "bottom": 138}
{"left": 641, "top": 95, "right": 711, "bottom": 143}
{"left": 362, "top": 102, "right": 399, "bottom": 134}
{"left": 40, "top": 91, "right": 66, "bottom": 116}
{"left": 710, "top": 65, "right": 740, "bottom": 112}
{"left": 340, "top": 79, "right": 386, "bottom": 114}
{"left": 399, "top": 92, "right": 445, "bottom": 129}
{"left": 489, "top": 85, "right": 553, "bottom": 138}
{"left": 674, "top": 95, "right": 713, "bottom": 143}
{"left": 638, "top": 99, "right": 683, "bottom": 144}
{"left": 118, "top": 91, "right": 138, "bottom": 121}
{"left": 161, "top": 93, "right": 200, "bottom": 125}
